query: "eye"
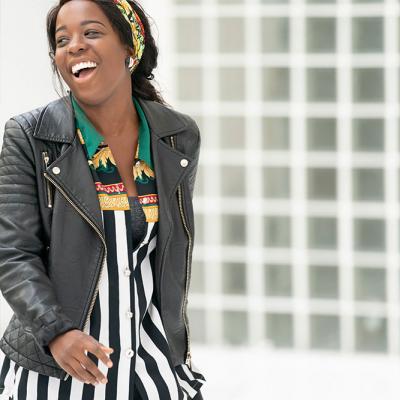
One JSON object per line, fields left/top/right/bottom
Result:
{"left": 55, "top": 30, "right": 101, "bottom": 46}
{"left": 56, "top": 37, "right": 68, "bottom": 46}
{"left": 85, "top": 30, "right": 101, "bottom": 37}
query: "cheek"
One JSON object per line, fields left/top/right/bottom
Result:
{"left": 54, "top": 52, "right": 71, "bottom": 81}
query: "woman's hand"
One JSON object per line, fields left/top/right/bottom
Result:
{"left": 48, "top": 329, "right": 114, "bottom": 385}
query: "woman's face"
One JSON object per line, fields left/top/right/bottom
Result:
{"left": 54, "top": 0, "right": 131, "bottom": 104}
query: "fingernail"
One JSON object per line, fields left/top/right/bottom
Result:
{"left": 107, "top": 361, "right": 113, "bottom": 367}
{"left": 101, "top": 378, "right": 107, "bottom": 384}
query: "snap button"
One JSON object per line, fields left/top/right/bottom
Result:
{"left": 180, "top": 159, "right": 188, "bottom": 167}
{"left": 123, "top": 268, "right": 131, "bottom": 277}
{"left": 52, "top": 166, "right": 61, "bottom": 174}
{"left": 125, "top": 310, "right": 133, "bottom": 319}
{"left": 126, "top": 348, "right": 134, "bottom": 358}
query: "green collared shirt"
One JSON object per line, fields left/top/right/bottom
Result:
{"left": 70, "top": 92, "right": 153, "bottom": 170}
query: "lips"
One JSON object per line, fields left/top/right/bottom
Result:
{"left": 71, "top": 66, "right": 98, "bottom": 83}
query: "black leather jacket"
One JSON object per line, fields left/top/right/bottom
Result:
{"left": 0, "top": 94, "right": 200, "bottom": 381}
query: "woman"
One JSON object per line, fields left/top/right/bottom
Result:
{"left": 0, "top": 0, "right": 205, "bottom": 399}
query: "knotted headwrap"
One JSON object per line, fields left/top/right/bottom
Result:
{"left": 113, "top": 0, "right": 145, "bottom": 74}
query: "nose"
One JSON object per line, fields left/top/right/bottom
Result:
{"left": 67, "top": 34, "right": 87, "bottom": 55}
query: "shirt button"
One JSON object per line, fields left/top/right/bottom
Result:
{"left": 126, "top": 348, "right": 134, "bottom": 358}
{"left": 123, "top": 268, "right": 131, "bottom": 277}
{"left": 180, "top": 159, "right": 188, "bottom": 167}
{"left": 52, "top": 166, "right": 61, "bottom": 174}
{"left": 125, "top": 310, "right": 133, "bottom": 319}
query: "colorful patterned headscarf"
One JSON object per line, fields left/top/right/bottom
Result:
{"left": 113, "top": 0, "right": 145, "bottom": 74}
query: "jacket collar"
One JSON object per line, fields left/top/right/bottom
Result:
{"left": 33, "top": 91, "right": 191, "bottom": 143}
{"left": 34, "top": 92, "right": 196, "bottom": 239}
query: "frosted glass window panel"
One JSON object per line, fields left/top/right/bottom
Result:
{"left": 190, "top": 260, "right": 205, "bottom": 294}
{"left": 354, "top": 267, "right": 386, "bottom": 302}
{"left": 194, "top": 212, "right": 204, "bottom": 244}
{"left": 352, "top": 17, "right": 384, "bottom": 53}
{"left": 222, "top": 262, "right": 247, "bottom": 295}
{"left": 352, "top": 119, "right": 384, "bottom": 151}
{"left": 264, "top": 216, "right": 291, "bottom": 247}
{"left": 353, "top": 168, "right": 384, "bottom": 202}
{"left": 263, "top": 167, "right": 291, "bottom": 198}
{"left": 353, "top": 0, "right": 382, "bottom": 2}
{"left": 307, "top": 168, "right": 337, "bottom": 200}
{"left": 309, "top": 265, "right": 339, "bottom": 299}
{"left": 265, "top": 313, "right": 293, "bottom": 348}
{"left": 307, "top": 0, "right": 335, "bottom": 2}
{"left": 307, "top": 118, "right": 337, "bottom": 151}
{"left": 175, "top": 17, "right": 202, "bottom": 53}
{"left": 353, "top": 68, "right": 384, "bottom": 103}
{"left": 307, "top": 68, "right": 337, "bottom": 102}
{"left": 262, "top": 68, "right": 290, "bottom": 101}
{"left": 177, "top": 67, "right": 203, "bottom": 101}
{"left": 261, "top": 17, "right": 289, "bottom": 53}
{"left": 264, "top": 264, "right": 292, "bottom": 297}
{"left": 222, "top": 214, "right": 246, "bottom": 245}
{"left": 353, "top": 218, "right": 386, "bottom": 252}
{"left": 187, "top": 309, "right": 206, "bottom": 343}
{"left": 306, "top": 17, "right": 336, "bottom": 53}
{"left": 310, "top": 315, "right": 340, "bottom": 350}
{"left": 218, "top": 0, "right": 243, "bottom": 3}
{"left": 308, "top": 217, "right": 337, "bottom": 249}
{"left": 219, "top": 67, "right": 245, "bottom": 101}
{"left": 355, "top": 316, "right": 387, "bottom": 353}
{"left": 223, "top": 311, "right": 248, "bottom": 345}
{"left": 218, "top": 17, "right": 245, "bottom": 53}
{"left": 221, "top": 165, "right": 246, "bottom": 197}
{"left": 262, "top": 117, "right": 290, "bottom": 150}
{"left": 220, "top": 116, "right": 245, "bottom": 149}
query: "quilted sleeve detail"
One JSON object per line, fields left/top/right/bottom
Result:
{"left": 187, "top": 120, "right": 201, "bottom": 200}
{"left": 0, "top": 118, "right": 79, "bottom": 355}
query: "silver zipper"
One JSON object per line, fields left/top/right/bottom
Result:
{"left": 169, "top": 135, "right": 192, "bottom": 368}
{"left": 41, "top": 151, "right": 53, "bottom": 208}
{"left": 43, "top": 171, "right": 107, "bottom": 381}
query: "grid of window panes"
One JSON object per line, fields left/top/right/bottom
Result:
{"left": 171, "top": 0, "right": 400, "bottom": 355}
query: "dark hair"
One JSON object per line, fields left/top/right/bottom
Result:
{"left": 46, "top": 0, "right": 170, "bottom": 106}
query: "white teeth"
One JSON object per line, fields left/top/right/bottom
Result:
{"left": 72, "top": 61, "right": 97, "bottom": 75}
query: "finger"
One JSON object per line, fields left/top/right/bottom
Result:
{"left": 60, "top": 363, "right": 79, "bottom": 382}
{"left": 100, "top": 346, "right": 113, "bottom": 355}
{"left": 70, "top": 358, "right": 98, "bottom": 385}
{"left": 99, "top": 343, "right": 114, "bottom": 354}
{"left": 76, "top": 353, "right": 108, "bottom": 384}
{"left": 87, "top": 339, "right": 114, "bottom": 370}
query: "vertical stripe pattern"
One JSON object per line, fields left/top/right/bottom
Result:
{"left": 0, "top": 209, "right": 205, "bottom": 399}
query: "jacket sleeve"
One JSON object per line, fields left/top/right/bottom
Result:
{"left": 187, "top": 120, "right": 201, "bottom": 200}
{"left": 0, "top": 118, "right": 79, "bottom": 356}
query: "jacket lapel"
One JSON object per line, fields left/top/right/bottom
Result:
{"left": 32, "top": 94, "right": 194, "bottom": 237}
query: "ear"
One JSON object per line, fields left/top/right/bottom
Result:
{"left": 125, "top": 45, "right": 134, "bottom": 58}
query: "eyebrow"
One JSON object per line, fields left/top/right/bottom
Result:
{"left": 55, "top": 20, "right": 106, "bottom": 34}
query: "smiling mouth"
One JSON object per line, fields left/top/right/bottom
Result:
{"left": 72, "top": 66, "right": 97, "bottom": 82}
